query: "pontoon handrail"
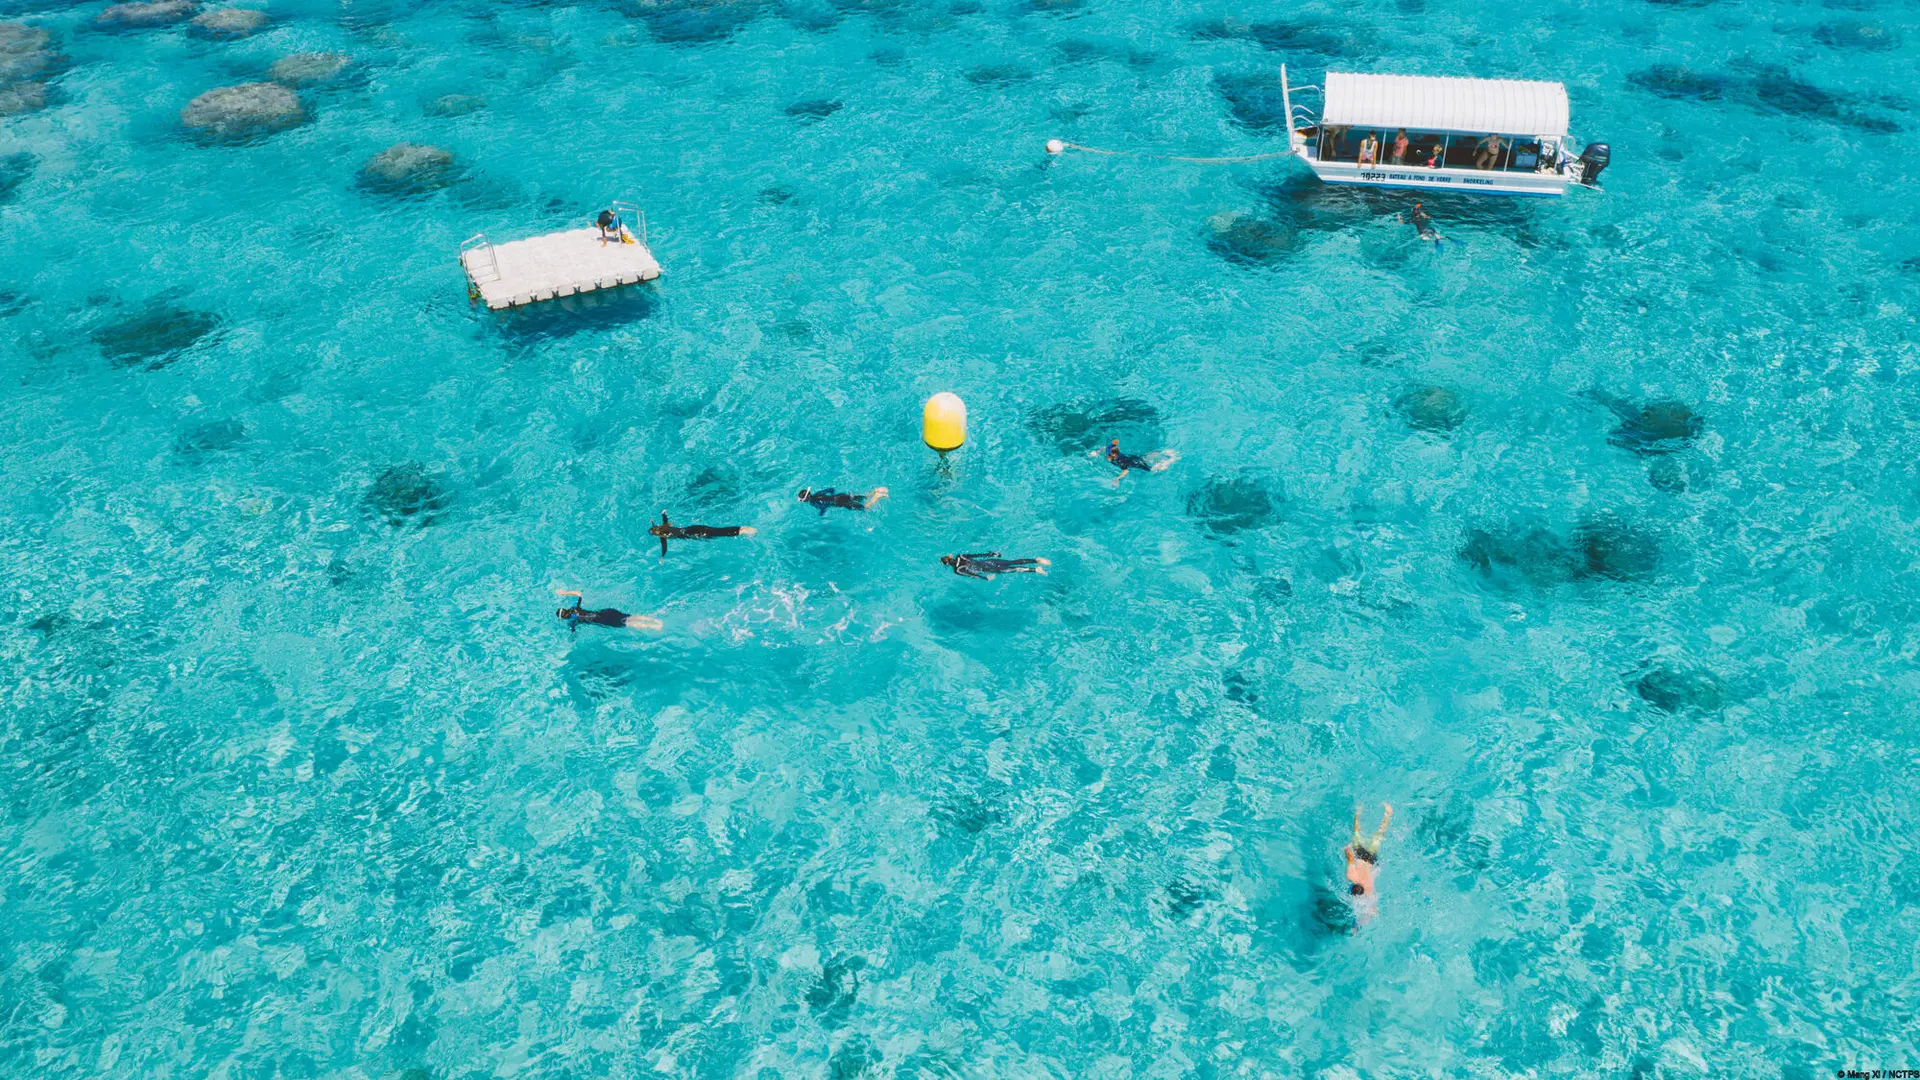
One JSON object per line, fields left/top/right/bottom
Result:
{"left": 609, "top": 199, "right": 648, "bottom": 248}
{"left": 459, "top": 233, "right": 501, "bottom": 283}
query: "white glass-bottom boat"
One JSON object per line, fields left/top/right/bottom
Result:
{"left": 1280, "top": 66, "right": 1609, "bottom": 197}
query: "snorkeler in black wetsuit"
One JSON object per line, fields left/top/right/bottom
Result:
{"left": 797, "top": 486, "right": 889, "bottom": 515}
{"left": 1404, "top": 201, "right": 1445, "bottom": 244}
{"left": 1100, "top": 439, "right": 1179, "bottom": 486}
{"left": 649, "top": 512, "right": 757, "bottom": 556}
{"left": 554, "top": 589, "right": 663, "bottom": 633}
{"left": 940, "top": 552, "right": 1050, "bottom": 579}
{"left": 1109, "top": 444, "right": 1154, "bottom": 472}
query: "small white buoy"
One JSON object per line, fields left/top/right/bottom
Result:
{"left": 1046, "top": 138, "right": 1065, "bottom": 155}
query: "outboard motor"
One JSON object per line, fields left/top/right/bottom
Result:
{"left": 1576, "top": 142, "right": 1610, "bottom": 187}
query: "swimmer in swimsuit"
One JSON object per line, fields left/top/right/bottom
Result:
{"left": 554, "top": 589, "right": 663, "bottom": 633}
{"left": 796, "top": 486, "right": 889, "bottom": 515}
{"left": 649, "top": 512, "right": 756, "bottom": 556}
{"left": 940, "top": 552, "right": 1050, "bottom": 579}
{"left": 1100, "top": 439, "right": 1179, "bottom": 486}
{"left": 1345, "top": 802, "right": 1393, "bottom": 928}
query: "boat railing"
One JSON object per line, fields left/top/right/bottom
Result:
{"left": 1290, "top": 104, "right": 1321, "bottom": 156}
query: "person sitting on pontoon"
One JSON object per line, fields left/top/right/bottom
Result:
{"left": 1473, "top": 133, "right": 1504, "bottom": 170}
{"left": 1357, "top": 133, "right": 1378, "bottom": 166}
{"left": 1389, "top": 129, "right": 1410, "bottom": 165}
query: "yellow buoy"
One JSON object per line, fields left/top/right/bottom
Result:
{"left": 923, "top": 392, "right": 966, "bottom": 452}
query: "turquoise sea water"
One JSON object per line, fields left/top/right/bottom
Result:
{"left": 4, "top": 0, "right": 1919, "bottom": 1074}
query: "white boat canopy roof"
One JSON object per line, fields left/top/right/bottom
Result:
{"left": 1320, "top": 72, "right": 1569, "bottom": 137}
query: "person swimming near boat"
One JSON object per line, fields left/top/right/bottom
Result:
{"left": 554, "top": 589, "right": 663, "bottom": 633}
{"left": 649, "top": 512, "right": 756, "bottom": 556}
{"left": 1098, "top": 439, "right": 1179, "bottom": 486}
{"left": 1402, "top": 202, "right": 1445, "bottom": 243}
{"left": 797, "top": 486, "right": 889, "bottom": 515}
{"left": 1345, "top": 803, "right": 1393, "bottom": 928}
{"left": 940, "top": 552, "right": 1050, "bottom": 579}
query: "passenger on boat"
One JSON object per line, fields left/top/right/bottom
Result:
{"left": 1389, "top": 129, "right": 1410, "bottom": 165}
{"left": 1426, "top": 142, "right": 1445, "bottom": 169}
{"left": 554, "top": 589, "right": 663, "bottom": 633}
{"left": 1358, "top": 133, "right": 1378, "bottom": 166}
{"left": 1473, "top": 133, "right": 1504, "bottom": 169}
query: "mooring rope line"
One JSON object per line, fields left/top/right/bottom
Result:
{"left": 1046, "top": 139, "right": 1297, "bottom": 164}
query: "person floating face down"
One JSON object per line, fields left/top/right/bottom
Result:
{"left": 554, "top": 589, "right": 663, "bottom": 634}
{"left": 940, "top": 552, "right": 1050, "bottom": 579}
{"left": 796, "top": 486, "right": 889, "bottom": 515}
{"left": 1345, "top": 803, "right": 1394, "bottom": 928}
{"left": 1101, "top": 439, "right": 1180, "bottom": 487}
{"left": 648, "top": 512, "right": 756, "bottom": 556}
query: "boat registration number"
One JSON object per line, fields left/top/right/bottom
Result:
{"left": 1359, "top": 171, "right": 1501, "bottom": 187}
{"left": 1360, "top": 171, "right": 1450, "bottom": 183}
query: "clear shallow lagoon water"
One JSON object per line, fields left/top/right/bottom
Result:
{"left": 3, "top": 0, "right": 1919, "bottom": 1075}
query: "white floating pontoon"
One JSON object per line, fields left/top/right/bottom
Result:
{"left": 1281, "top": 66, "right": 1608, "bottom": 197}
{"left": 459, "top": 201, "right": 661, "bottom": 310}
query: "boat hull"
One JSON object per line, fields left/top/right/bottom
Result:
{"left": 1305, "top": 158, "right": 1567, "bottom": 198}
